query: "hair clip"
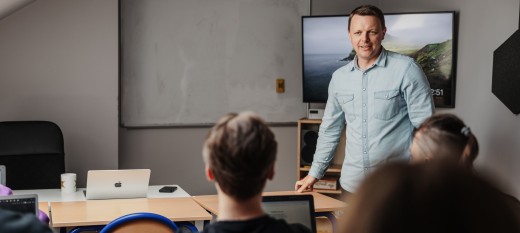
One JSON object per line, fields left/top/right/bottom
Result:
{"left": 460, "top": 126, "right": 470, "bottom": 136}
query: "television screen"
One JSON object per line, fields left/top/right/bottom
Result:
{"left": 302, "top": 12, "right": 457, "bottom": 107}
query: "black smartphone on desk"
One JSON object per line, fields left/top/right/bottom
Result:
{"left": 159, "top": 186, "right": 177, "bottom": 193}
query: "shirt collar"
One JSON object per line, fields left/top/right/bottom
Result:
{"left": 349, "top": 47, "right": 388, "bottom": 71}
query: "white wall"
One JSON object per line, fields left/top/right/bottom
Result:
{"left": 0, "top": 0, "right": 119, "bottom": 187}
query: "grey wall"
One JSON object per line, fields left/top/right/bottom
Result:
{"left": 122, "top": 0, "right": 520, "bottom": 199}
{"left": 119, "top": 126, "right": 299, "bottom": 195}
{"left": 0, "top": 0, "right": 119, "bottom": 187}
{"left": 120, "top": 0, "right": 308, "bottom": 127}
{"left": 311, "top": 0, "right": 375, "bottom": 15}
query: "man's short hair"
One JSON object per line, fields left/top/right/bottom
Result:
{"left": 203, "top": 112, "right": 277, "bottom": 201}
{"left": 348, "top": 5, "right": 386, "bottom": 31}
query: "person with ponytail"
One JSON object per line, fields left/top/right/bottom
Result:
{"left": 410, "top": 113, "right": 519, "bottom": 220}
{"left": 410, "top": 113, "right": 479, "bottom": 168}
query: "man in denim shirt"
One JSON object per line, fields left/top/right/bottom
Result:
{"left": 295, "top": 5, "right": 434, "bottom": 194}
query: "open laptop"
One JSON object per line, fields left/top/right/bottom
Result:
{"left": 0, "top": 194, "right": 39, "bottom": 215}
{"left": 85, "top": 169, "right": 151, "bottom": 200}
{"left": 262, "top": 195, "right": 317, "bottom": 233}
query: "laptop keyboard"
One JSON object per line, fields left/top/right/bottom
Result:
{"left": 0, "top": 197, "right": 37, "bottom": 215}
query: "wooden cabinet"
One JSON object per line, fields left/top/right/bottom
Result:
{"left": 297, "top": 118, "right": 345, "bottom": 194}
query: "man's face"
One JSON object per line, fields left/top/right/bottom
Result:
{"left": 348, "top": 15, "right": 386, "bottom": 66}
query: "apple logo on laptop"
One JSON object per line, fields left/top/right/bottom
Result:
{"left": 114, "top": 181, "right": 122, "bottom": 188}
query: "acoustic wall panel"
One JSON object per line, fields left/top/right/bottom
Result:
{"left": 492, "top": 29, "right": 520, "bottom": 115}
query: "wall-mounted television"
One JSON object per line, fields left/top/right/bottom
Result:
{"left": 302, "top": 12, "right": 458, "bottom": 108}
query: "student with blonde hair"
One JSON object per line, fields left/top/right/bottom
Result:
{"left": 200, "top": 112, "right": 311, "bottom": 233}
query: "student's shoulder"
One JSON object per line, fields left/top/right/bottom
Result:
{"left": 0, "top": 209, "right": 53, "bottom": 233}
{"left": 287, "top": 223, "right": 313, "bottom": 233}
{"left": 197, "top": 216, "right": 312, "bottom": 233}
{"left": 268, "top": 217, "right": 313, "bottom": 233}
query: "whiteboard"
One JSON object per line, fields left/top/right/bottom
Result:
{"left": 121, "top": 0, "right": 309, "bottom": 127}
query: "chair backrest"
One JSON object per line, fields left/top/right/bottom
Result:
{"left": 0, "top": 121, "right": 65, "bottom": 190}
{"left": 99, "top": 212, "right": 179, "bottom": 233}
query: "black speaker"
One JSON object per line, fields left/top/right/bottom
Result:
{"left": 300, "top": 129, "right": 318, "bottom": 165}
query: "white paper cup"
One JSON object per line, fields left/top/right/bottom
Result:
{"left": 61, "top": 173, "right": 77, "bottom": 194}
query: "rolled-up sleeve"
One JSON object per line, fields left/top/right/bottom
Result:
{"left": 402, "top": 62, "right": 435, "bottom": 127}
{"left": 308, "top": 79, "right": 346, "bottom": 179}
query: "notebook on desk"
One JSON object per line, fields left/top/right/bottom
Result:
{"left": 262, "top": 195, "right": 317, "bottom": 233}
{"left": 85, "top": 169, "right": 151, "bottom": 200}
{"left": 0, "top": 194, "right": 39, "bottom": 215}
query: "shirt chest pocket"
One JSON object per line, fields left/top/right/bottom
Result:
{"left": 374, "top": 90, "right": 400, "bottom": 120}
{"left": 336, "top": 93, "right": 356, "bottom": 122}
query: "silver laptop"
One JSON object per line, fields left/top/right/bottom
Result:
{"left": 262, "top": 195, "right": 317, "bottom": 233}
{"left": 85, "top": 169, "right": 151, "bottom": 200}
{"left": 0, "top": 194, "right": 39, "bottom": 215}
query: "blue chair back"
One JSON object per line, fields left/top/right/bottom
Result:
{"left": 100, "top": 212, "right": 178, "bottom": 233}
{"left": 68, "top": 212, "right": 200, "bottom": 233}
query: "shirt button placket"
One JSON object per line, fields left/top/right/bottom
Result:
{"left": 361, "top": 71, "right": 369, "bottom": 174}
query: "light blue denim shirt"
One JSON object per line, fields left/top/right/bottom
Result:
{"left": 308, "top": 48, "right": 434, "bottom": 192}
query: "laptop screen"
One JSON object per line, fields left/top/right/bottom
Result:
{"left": 0, "top": 194, "right": 38, "bottom": 215}
{"left": 262, "top": 195, "right": 317, "bottom": 233}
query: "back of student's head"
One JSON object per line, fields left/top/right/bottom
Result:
{"left": 203, "top": 111, "right": 277, "bottom": 201}
{"left": 411, "top": 113, "right": 479, "bottom": 168}
{"left": 341, "top": 162, "right": 520, "bottom": 233}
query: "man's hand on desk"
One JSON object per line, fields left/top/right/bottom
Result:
{"left": 295, "top": 175, "right": 318, "bottom": 193}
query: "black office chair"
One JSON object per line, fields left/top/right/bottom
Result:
{"left": 0, "top": 121, "right": 65, "bottom": 190}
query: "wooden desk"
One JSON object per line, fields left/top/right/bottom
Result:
{"left": 192, "top": 191, "right": 347, "bottom": 215}
{"left": 50, "top": 197, "right": 212, "bottom": 227}
{"left": 39, "top": 201, "right": 49, "bottom": 216}
{"left": 15, "top": 185, "right": 207, "bottom": 231}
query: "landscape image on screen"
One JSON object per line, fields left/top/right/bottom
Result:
{"left": 303, "top": 12, "right": 455, "bottom": 107}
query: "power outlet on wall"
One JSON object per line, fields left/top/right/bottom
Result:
{"left": 276, "top": 78, "right": 285, "bottom": 93}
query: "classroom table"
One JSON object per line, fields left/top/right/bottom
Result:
{"left": 192, "top": 190, "right": 347, "bottom": 215}
{"left": 50, "top": 197, "right": 212, "bottom": 227}
{"left": 14, "top": 185, "right": 210, "bottom": 231}
{"left": 38, "top": 202, "right": 49, "bottom": 217}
